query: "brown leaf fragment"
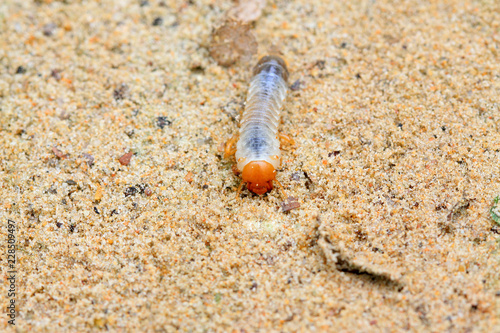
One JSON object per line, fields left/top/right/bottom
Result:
{"left": 209, "top": 20, "right": 257, "bottom": 67}
{"left": 281, "top": 196, "right": 300, "bottom": 212}
{"left": 118, "top": 151, "right": 133, "bottom": 166}
{"left": 52, "top": 147, "right": 67, "bottom": 159}
{"left": 227, "top": 0, "right": 266, "bottom": 23}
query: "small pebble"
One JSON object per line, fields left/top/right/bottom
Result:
{"left": 124, "top": 186, "right": 138, "bottom": 197}
{"left": 82, "top": 153, "right": 94, "bottom": 167}
{"left": 152, "top": 17, "right": 163, "bottom": 26}
{"left": 118, "top": 152, "right": 133, "bottom": 166}
{"left": 290, "top": 80, "right": 302, "bottom": 91}
{"left": 16, "top": 66, "right": 26, "bottom": 74}
{"left": 51, "top": 69, "right": 62, "bottom": 80}
{"left": 156, "top": 116, "right": 171, "bottom": 129}
{"left": 42, "top": 23, "right": 57, "bottom": 36}
{"left": 113, "top": 83, "right": 129, "bottom": 101}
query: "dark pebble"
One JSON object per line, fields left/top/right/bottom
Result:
{"left": 16, "top": 66, "right": 26, "bottom": 74}
{"left": 124, "top": 186, "right": 138, "bottom": 197}
{"left": 290, "top": 80, "right": 302, "bottom": 91}
{"left": 328, "top": 151, "right": 341, "bottom": 157}
{"left": 315, "top": 60, "right": 326, "bottom": 70}
{"left": 50, "top": 69, "right": 62, "bottom": 80}
{"left": 42, "top": 23, "right": 57, "bottom": 36}
{"left": 290, "top": 172, "right": 302, "bottom": 181}
{"left": 113, "top": 83, "right": 129, "bottom": 101}
{"left": 82, "top": 153, "right": 94, "bottom": 167}
{"left": 152, "top": 17, "right": 163, "bottom": 26}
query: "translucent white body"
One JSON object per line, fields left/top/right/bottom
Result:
{"left": 235, "top": 58, "right": 288, "bottom": 172}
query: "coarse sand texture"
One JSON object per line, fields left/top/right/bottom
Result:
{"left": 0, "top": 0, "right": 499, "bottom": 331}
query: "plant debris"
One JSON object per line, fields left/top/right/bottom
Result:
{"left": 209, "top": 20, "right": 257, "bottom": 67}
{"left": 52, "top": 147, "right": 67, "bottom": 159}
{"left": 227, "top": 0, "right": 266, "bottom": 23}
{"left": 491, "top": 196, "right": 500, "bottom": 225}
{"left": 281, "top": 196, "right": 300, "bottom": 212}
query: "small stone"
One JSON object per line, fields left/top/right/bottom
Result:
{"left": 113, "top": 83, "right": 129, "bottom": 101}
{"left": 82, "top": 153, "right": 94, "bottom": 167}
{"left": 94, "top": 186, "right": 103, "bottom": 202}
{"left": 290, "top": 80, "right": 302, "bottom": 91}
{"left": 118, "top": 151, "right": 133, "bottom": 166}
{"left": 124, "top": 186, "right": 138, "bottom": 197}
{"left": 50, "top": 69, "right": 62, "bottom": 80}
{"left": 16, "top": 66, "right": 26, "bottom": 74}
{"left": 42, "top": 23, "right": 57, "bottom": 36}
{"left": 184, "top": 172, "right": 194, "bottom": 183}
{"left": 156, "top": 116, "right": 171, "bottom": 129}
{"left": 152, "top": 17, "right": 163, "bottom": 26}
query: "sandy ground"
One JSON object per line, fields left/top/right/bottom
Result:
{"left": 1, "top": 0, "right": 499, "bottom": 331}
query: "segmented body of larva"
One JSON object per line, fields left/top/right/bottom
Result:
{"left": 232, "top": 55, "right": 289, "bottom": 195}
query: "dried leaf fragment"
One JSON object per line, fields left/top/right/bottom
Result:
{"left": 281, "top": 196, "right": 300, "bottom": 212}
{"left": 118, "top": 151, "right": 133, "bottom": 166}
{"left": 52, "top": 147, "right": 67, "bottom": 159}
{"left": 209, "top": 20, "right": 257, "bottom": 67}
{"left": 227, "top": 0, "right": 266, "bottom": 23}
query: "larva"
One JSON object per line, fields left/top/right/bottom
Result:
{"left": 225, "top": 55, "right": 291, "bottom": 195}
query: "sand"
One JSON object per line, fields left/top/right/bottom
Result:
{"left": 0, "top": 0, "right": 499, "bottom": 331}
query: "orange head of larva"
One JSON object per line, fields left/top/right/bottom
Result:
{"left": 241, "top": 161, "right": 277, "bottom": 195}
